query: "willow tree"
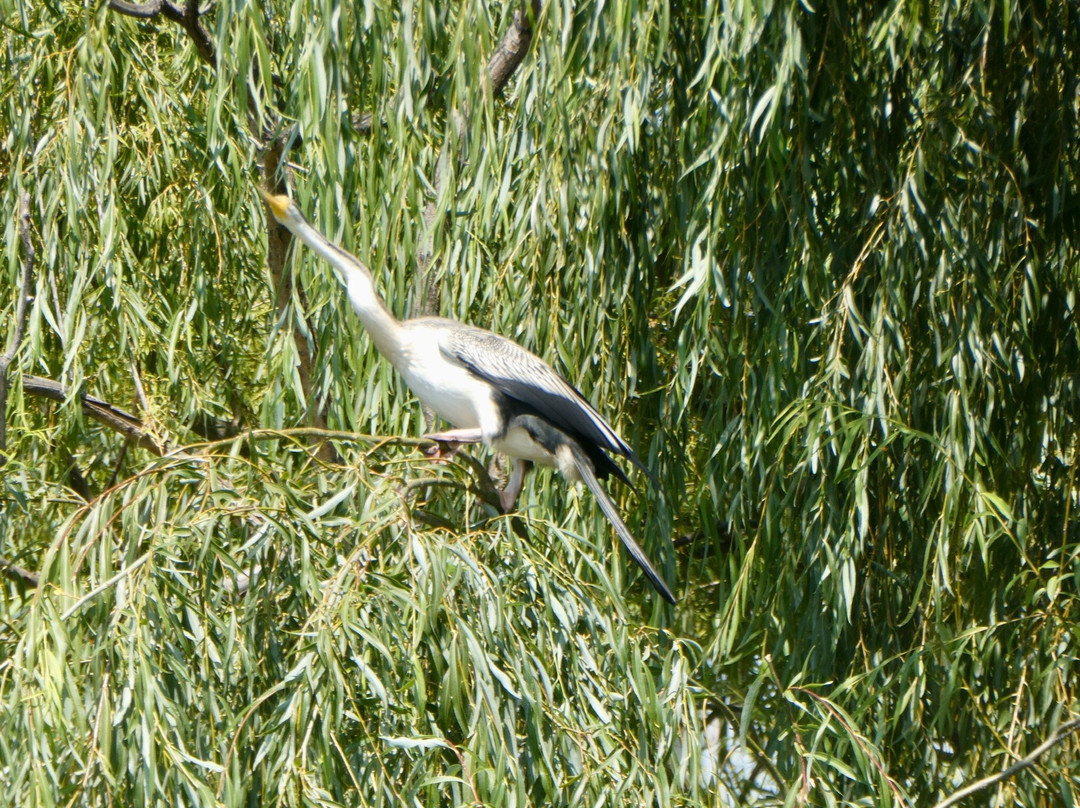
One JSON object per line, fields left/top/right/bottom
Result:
{"left": 1, "top": 0, "right": 1078, "bottom": 806}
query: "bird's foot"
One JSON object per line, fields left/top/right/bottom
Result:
{"left": 423, "top": 440, "right": 461, "bottom": 461}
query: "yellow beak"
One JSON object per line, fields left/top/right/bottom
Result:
{"left": 257, "top": 187, "right": 293, "bottom": 221}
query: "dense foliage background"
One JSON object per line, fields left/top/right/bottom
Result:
{"left": 2, "top": 0, "right": 1078, "bottom": 804}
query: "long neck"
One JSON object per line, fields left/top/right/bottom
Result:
{"left": 288, "top": 216, "right": 406, "bottom": 363}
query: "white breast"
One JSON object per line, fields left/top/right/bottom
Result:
{"left": 395, "top": 322, "right": 502, "bottom": 435}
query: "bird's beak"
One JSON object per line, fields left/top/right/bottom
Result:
{"left": 258, "top": 187, "right": 293, "bottom": 221}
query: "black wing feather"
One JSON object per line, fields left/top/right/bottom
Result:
{"left": 441, "top": 326, "right": 652, "bottom": 484}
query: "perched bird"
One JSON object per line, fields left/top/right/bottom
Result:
{"left": 259, "top": 187, "right": 675, "bottom": 604}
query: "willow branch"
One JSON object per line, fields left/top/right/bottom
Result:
{"left": 21, "top": 374, "right": 233, "bottom": 450}
{"left": 0, "top": 193, "right": 35, "bottom": 459}
{"left": 12, "top": 377, "right": 274, "bottom": 591}
{"left": 415, "top": 0, "right": 545, "bottom": 319}
{"left": 932, "top": 718, "right": 1080, "bottom": 808}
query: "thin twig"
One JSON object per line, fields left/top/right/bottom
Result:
{"left": 0, "top": 192, "right": 35, "bottom": 458}
{"left": 932, "top": 717, "right": 1080, "bottom": 808}
{"left": 791, "top": 685, "right": 909, "bottom": 805}
{"left": 60, "top": 553, "right": 150, "bottom": 620}
{"left": 105, "top": 442, "right": 129, "bottom": 492}
{"left": 129, "top": 357, "right": 152, "bottom": 415}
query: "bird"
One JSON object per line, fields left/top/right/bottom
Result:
{"left": 259, "top": 187, "right": 676, "bottom": 605}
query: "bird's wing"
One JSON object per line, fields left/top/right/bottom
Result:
{"left": 440, "top": 325, "right": 651, "bottom": 478}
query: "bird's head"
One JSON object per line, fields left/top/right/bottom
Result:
{"left": 258, "top": 188, "right": 301, "bottom": 226}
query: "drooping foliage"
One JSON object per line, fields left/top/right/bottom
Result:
{"left": 1, "top": 0, "right": 1077, "bottom": 805}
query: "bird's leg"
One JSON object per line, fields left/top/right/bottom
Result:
{"left": 423, "top": 427, "right": 483, "bottom": 443}
{"left": 498, "top": 459, "right": 532, "bottom": 513}
{"left": 422, "top": 427, "right": 483, "bottom": 459}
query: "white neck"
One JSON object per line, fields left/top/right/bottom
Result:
{"left": 288, "top": 216, "right": 406, "bottom": 363}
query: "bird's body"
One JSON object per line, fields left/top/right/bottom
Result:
{"left": 389, "top": 319, "right": 500, "bottom": 433}
{"left": 383, "top": 318, "right": 566, "bottom": 467}
{"left": 260, "top": 188, "right": 675, "bottom": 604}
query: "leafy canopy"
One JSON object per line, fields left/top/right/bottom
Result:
{"left": 1, "top": 1, "right": 1078, "bottom": 806}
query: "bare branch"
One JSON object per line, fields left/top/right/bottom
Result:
{"left": 22, "top": 375, "right": 168, "bottom": 455}
{"left": 262, "top": 138, "right": 295, "bottom": 313}
{"left": 932, "top": 718, "right": 1080, "bottom": 808}
{"left": 107, "top": 0, "right": 173, "bottom": 19}
{"left": 12, "top": 196, "right": 34, "bottom": 354}
{"left": 0, "top": 192, "right": 35, "bottom": 459}
{"left": 261, "top": 141, "right": 336, "bottom": 463}
{"left": 181, "top": 0, "right": 216, "bottom": 66}
{"left": 108, "top": 0, "right": 216, "bottom": 67}
{"left": 487, "top": 0, "right": 543, "bottom": 98}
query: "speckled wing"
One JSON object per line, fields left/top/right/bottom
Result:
{"left": 440, "top": 325, "right": 651, "bottom": 480}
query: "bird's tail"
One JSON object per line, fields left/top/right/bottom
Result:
{"left": 569, "top": 444, "right": 677, "bottom": 605}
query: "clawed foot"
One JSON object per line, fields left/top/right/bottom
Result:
{"left": 498, "top": 487, "right": 516, "bottom": 514}
{"left": 423, "top": 440, "right": 462, "bottom": 460}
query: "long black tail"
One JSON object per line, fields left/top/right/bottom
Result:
{"left": 510, "top": 412, "right": 676, "bottom": 604}
{"left": 569, "top": 444, "right": 677, "bottom": 605}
